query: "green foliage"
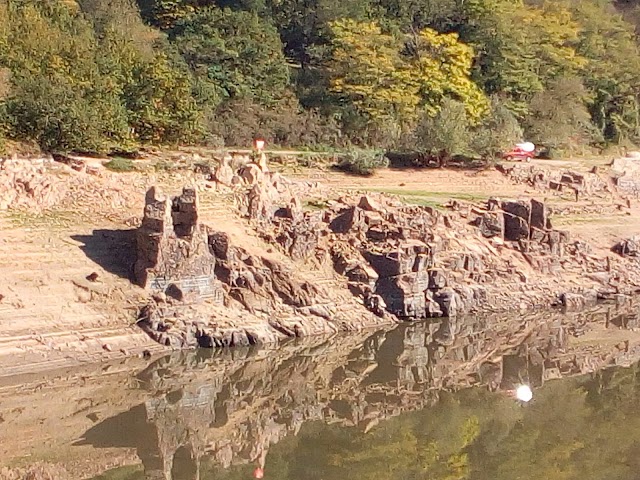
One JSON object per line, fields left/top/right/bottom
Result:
{"left": 570, "top": 0, "right": 640, "bottom": 143}
{"left": 137, "top": 0, "right": 197, "bottom": 29}
{"left": 409, "top": 28, "right": 489, "bottom": 123}
{"left": 333, "top": 148, "right": 389, "bottom": 176}
{"left": 436, "top": 0, "right": 583, "bottom": 117}
{"left": 0, "top": 0, "right": 202, "bottom": 152}
{"left": 327, "top": 19, "right": 418, "bottom": 134}
{"left": 209, "top": 95, "right": 342, "bottom": 147}
{"left": 104, "top": 157, "right": 137, "bottom": 172}
{"left": 170, "top": 7, "right": 290, "bottom": 106}
{"left": 472, "top": 96, "right": 523, "bottom": 160}
{"left": 415, "top": 98, "right": 472, "bottom": 165}
{"left": 2, "top": 0, "right": 640, "bottom": 153}
{"left": 6, "top": 74, "right": 130, "bottom": 153}
{"left": 0, "top": 1, "right": 131, "bottom": 152}
{"left": 326, "top": 19, "right": 488, "bottom": 144}
{"left": 524, "top": 76, "right": 599, "bottom": 153}
{"left": 124, "top": 51, "right": 202, "bottom": 144}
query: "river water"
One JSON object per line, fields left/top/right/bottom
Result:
{"left": 2, "top": 304, "right": 640, "bottom": 479}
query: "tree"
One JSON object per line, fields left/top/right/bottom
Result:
{"left": 524, "top": 77, "right": 599, "bottom": 154}
{"left": 326, "top": 20, "right": 488, "bottom": 143}
{"left": 170, "top": 7, "right": 290, "bottom": 106}
{"left": 409, "top": 28, "right": 489, "bottom": 123}
{"left": 472, "top": 96, "right": 523, "bottom": 160}
{"left": 460, "top": 0, "right": 585, "bottom": 116}
{"left": 137, "top": 0, "right": 197, "bottom": 29}
{"left": 375, "top": 0, "right": 461, "bottom": 31}
{"left": 268, "top": 0, "right": 375, "bottom": 67}
{"left": 327, "top": 19, "right": 420, "bottom": 133}
{"left": 0, "top": 0, "right": 203, "bottom": 151}
{"left": 414, "top": 98, "right": 472, "bottom": 166}
{"left": 569, "top": 0, "right": 640, "bottom": 143}
{"left": 1, "top": 1, "right": 132, "bottom": 151}
{"left": 124, "top": 52, "right": 202, "bottom": 144}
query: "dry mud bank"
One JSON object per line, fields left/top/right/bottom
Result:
{"left": 3, "top": 151, "right": 640, "bottom": 374}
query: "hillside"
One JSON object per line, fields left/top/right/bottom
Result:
{"left": 2, "top": 0, "right": 640, "bottom": 158}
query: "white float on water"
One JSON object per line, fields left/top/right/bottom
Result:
{"left": 515, "top": 385, "right": 533, "bottom": 402}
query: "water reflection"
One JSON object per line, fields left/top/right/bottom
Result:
{"left": 3, "top": 303, "right": 640, "bottom": 479}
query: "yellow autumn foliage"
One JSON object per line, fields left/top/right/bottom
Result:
{"left": 327, "top": 19, "right": 489, "bottom": 128}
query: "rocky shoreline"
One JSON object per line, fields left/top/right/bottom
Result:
{"left": 134, "top": 158, "right": 640, "bottom": 350}
{"left": 4, "top": 151, "right": 640, "bottom": 369}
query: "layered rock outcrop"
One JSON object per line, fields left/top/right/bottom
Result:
{"left": 135, "top": 185, "right": 394, "bottom": 349}
{"left": 255, "top": 187, "right": 601, "bottom": 319}
{"left": 134, "top": 159, "right": 640, "bottom": 350}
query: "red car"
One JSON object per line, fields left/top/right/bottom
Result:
{"left": 503, "top": 143, "right": 535, "bottom": 162}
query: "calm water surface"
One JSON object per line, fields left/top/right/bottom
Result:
{"left": 2, "top": 306, "right": 640, "bottom": 480}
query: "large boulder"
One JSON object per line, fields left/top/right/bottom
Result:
{"left": 613, "top": 236, "right": 640, "bottom": 257}
{"left": 329, "top": 206, "right": 367, "bottom": 234}
{"left": 213, "top": 157, "right": 234, "bottom": 186}
{"left": 376, "top": 271, "right": 430, "bottom": 318}
{"left": 530, "top": 199, "right": 548, "bottom": 232}
{"left": 364, "top": 241, "right": 432, "bottom": 277}
{"left": 501, "top": 200, "right": 531, "bottom": 241}
{"left": 478, "top": 211, "right": 504, "bottom": 238}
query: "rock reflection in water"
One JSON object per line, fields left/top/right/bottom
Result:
{"left": 74, "top": 303, "right": 640, "bottom": 480}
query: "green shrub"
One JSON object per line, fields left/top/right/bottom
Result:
{"left": 472, "top": 96, "right": 523, "bottom": 161}
{"left": 333, "top": 148, "right": 388, "bottom": 176}
{"left": 414, "top": 99, "right": 471, "bottom": 167}
{"left": 208, "top": 95, "right": 342, "bottom": 148}
{"left": 104, "top": 157, "right": 136, "bottom": 172}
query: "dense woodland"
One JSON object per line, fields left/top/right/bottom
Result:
{"left": 2, "top": 0, "right": 640, "bottom": 158}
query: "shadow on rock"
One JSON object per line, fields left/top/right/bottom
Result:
{"left": 71, "top": 229, "right": 137, "bottom": 281}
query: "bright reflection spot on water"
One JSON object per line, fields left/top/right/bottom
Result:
{"left": 516, "top": 385, "right": 533, "bottom": 402}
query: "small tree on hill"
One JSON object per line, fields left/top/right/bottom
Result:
{"left": 414, "top": 98, "right": 471, "bottom": 167}
{"left": 472, "top": 96, "right": 523, "bottom": 161}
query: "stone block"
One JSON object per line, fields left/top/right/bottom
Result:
{"left": 501, "top": 200, "right": 531, "bottom": 241}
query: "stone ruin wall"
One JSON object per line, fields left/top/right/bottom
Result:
{"left": 134, "top": 186, "right": 223, "bottom": 303}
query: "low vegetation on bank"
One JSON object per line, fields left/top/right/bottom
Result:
{"left": 1, "top": 0, "right": 640, "bottom": 161}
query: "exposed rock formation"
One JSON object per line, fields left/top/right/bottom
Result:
{"left": 614, "top": 236, "right": 640, "bottom": 257}
{"left": 611, "top": 155, "right": 640, "bottom": 195}
{"left": 135, "top": 186, "right": 222, "bottom": 300}
{"left": 499, "top": 163, "right": 613, "bottom": 200}
{"left": 0, "top": 156, "right": 63, "bottom": 210}
{"left": 135, "top": 186, "right": 394, "bottom": 349}
{"left": 255, "top": 186, "right": 604, "bottom": 320}
{"left": 133, "top": 159, "right": 640, "bottom": 350}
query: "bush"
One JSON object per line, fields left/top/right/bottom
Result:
{"left": 208, "top": 95, "right": 343, "bottom": 148}
{"left": 5, "top": 75, "right": 130, "bottom": 153}
{"left": 333, "top": 148, "right": 388, "bottom": 176}
{"left": 414, "top": 99, "right": 471, "bottom": 167}
{"left": 472, "top": 96, "right": 523, "bottom": 160}
{"left": 524, "top": 77, "right": 600, "bottom": 154}
{"left": 104, "top": 157, "right": 136, "bottom": 172}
